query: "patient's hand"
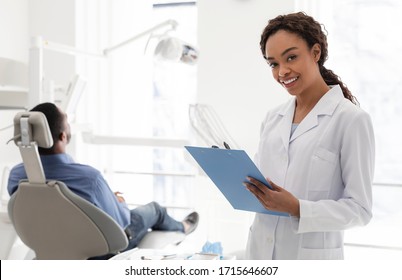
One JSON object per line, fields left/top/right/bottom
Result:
{"left": 114, "top": 191, "right": 125, "bottom": 203}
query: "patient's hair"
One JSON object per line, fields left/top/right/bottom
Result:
{"left": 260, "top": 12, "right": 358, "bottom": 105}
{"left": 30, "top": 102, "right": 64, "bottom": 154}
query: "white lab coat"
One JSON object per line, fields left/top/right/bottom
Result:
{"left": 245, "top": 85, "right": 375, "bottom": 259}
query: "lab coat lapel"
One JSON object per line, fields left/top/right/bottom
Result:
{"left": 289, "top": 85, "right": 344, "bottom": 143}
{"left": 278, "top": 99, "right": 295, "bottom": 151}
{"left": 289, "top": 109, "right": 319, "bottom": 143}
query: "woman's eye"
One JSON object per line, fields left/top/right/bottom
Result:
{"left": 287, "top": 55, "right": 297, "bottom": 62}
{"left": 268, "top": 62, "right": 278, "bottom": 69}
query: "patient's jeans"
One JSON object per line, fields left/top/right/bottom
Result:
{"left": 124, "top": 201, "right": 185, "bottom": 251}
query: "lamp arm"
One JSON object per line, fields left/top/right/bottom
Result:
{"left": 28, "top": 19, "right": 179, "bottom": 107}
{"left": 103, "top": 19, "right": 178, "bottom": 56}
{"left": 35, "top": 19, "right": 178, "bottom": 59}
{"left": 42, "top": 40, "right": 105, "bottom": 59}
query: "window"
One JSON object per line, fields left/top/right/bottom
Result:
{"left": 75, "top": 1, "right": 197, "bottom": 217}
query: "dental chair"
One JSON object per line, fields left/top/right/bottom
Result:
{"left": 7, "top": 112, "right": 128, "bottom": 259}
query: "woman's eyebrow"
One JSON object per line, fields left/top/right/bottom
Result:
{"left": 267, "top": 46, "right": 298, "bottom": 60}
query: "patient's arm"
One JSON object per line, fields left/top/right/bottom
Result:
{"left": 114, "top": 191, "right": 125, "bottom": 203}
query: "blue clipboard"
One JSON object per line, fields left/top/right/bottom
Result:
{"left": 185, "top": 146, "right": 288, "bottom": 216}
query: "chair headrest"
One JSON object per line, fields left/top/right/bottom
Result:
{"left": 13, "top": 112, "right": 53, "bottom": 148}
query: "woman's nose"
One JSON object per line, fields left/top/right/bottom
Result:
{"left": 278, "top": 65, "right": 290, "bottom": 77}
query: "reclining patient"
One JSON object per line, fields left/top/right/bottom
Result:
{"left": 7, "top": 102, "right": 199, "bottom": 259}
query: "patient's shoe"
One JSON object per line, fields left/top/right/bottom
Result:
{"left": 183, "top": 212, "right": 199, "bottom": 235}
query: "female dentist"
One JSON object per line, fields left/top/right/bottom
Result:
{"left": 244, "top": 12, "right": 375, "bottom": 259}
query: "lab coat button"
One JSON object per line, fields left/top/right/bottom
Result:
{"left": 266, "top": 237, "right": 273, "bottom": 243}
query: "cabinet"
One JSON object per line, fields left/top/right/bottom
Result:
{"left": 0, "top": 57, "right": 28, "bottom": 110}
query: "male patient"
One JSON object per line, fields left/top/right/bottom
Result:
{"left": 7, "top": 102, "right": 199, "bottom": 257}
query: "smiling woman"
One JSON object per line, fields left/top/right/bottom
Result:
{"left": 261, "top": 13, "right": 357, "bottom": 105}
{"left": 244, "top": 12, "right": 375, "bottom": 260}
{"left": 264, "top": 29, "right": 330, "bottom": 123}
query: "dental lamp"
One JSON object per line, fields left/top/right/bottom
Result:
{"left": 29, "top": 19, "right": 198, "bottom": 109}
{"left": 27, "top": 19, "right": 196, "bottom": 148}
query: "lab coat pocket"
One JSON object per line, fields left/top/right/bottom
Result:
{"left": 298, "top": 247, "right": 343, "bottom": 260}
{"left": 307, "top": 147, "right": 338, "bottom": 199}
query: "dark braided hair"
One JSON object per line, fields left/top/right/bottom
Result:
{"left": 260, "top": 12, "right": 358, "bottom": 105}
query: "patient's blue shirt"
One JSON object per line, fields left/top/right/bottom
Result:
{"left": 7, "top": 153, "right": 130, "bottom": 229}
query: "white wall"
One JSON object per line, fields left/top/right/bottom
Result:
{"left": 0, "top": 0, "right": 29, "bottom": 62}
{"left": 0, "top": 0, "right": 30, "bottom": 205}
{"left": 29, "top": 0, "right": 76, "bottom": 94}
{"left": 195, "top": 0, "right": 295, "bottom": 256}
{"left": 0, "top": 0, "right": 29, "bottom": 260}
{"left": 0, "top": 0, "right": 77, "bottom": 202}
{"left": 0, "top": 0, "right": 77, "bottom": 259}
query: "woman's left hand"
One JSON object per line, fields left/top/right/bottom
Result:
{"left": 244, "top": 177, "right": 300, "bottom": 217}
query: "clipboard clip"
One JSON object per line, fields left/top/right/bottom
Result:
{"left": 211, "top": 142, "right": 231, "bottom": 149}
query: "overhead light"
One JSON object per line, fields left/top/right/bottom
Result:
{"left": 34, "top": 19, "right": 196, "bottom": 62}
{"left": 104, "top": 20, "right": 198, "bottom": 65}
{"left": 29, "top": 19, "right": 198, "bottom": 108}
{"left": 103, "top": 19, "right": 198, "bottom": 65}
{"left": 154, "top": 37, "right": 198, "bottom": 65}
